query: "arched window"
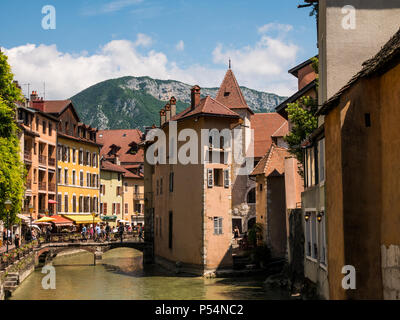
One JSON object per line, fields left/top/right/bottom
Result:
{"left": 246, "top": 187, "right": 256, "bottom": 204}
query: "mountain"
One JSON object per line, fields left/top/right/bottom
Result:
{"left": 70, "top": 76, "right": 287, "bottom": 130}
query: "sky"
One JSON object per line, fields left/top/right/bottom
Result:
{"left": 0, "top": 0, "right": 317, "bottom": 100}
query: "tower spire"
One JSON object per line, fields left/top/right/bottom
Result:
{"left": 228, "top": 58, "right": 231, "bottom": 69}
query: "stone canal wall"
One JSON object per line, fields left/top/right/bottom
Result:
{"left": 0, "top": 252, "right": 36, "bottom": 300}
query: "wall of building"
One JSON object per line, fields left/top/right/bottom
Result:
{"left": 123, "top": 177, "right": 145, "bottom": 225}
{"left": 100, "top": 170, "right": 123, "bottom": 225}
{"left": 57, "top": 137, "right": 100, "bottom": 215}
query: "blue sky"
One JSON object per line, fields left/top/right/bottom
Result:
{"left": 0, "top": 0, "right": 317, "bottom": 99}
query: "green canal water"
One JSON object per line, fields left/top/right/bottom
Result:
{"left": 10, "top": 248, "right": 290, "bottom": 300}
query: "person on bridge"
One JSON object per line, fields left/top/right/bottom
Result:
{"left": 118, "top": 223, "right": 124, "bottom": 243}
{"left": 95, "top": 225, "right": 101, "bottom": 242}
{"left": 82, "top": 225, "right": 87, "bottom": 241}
{"left": 105, "top": 223, "right": 111, "bottom": 241}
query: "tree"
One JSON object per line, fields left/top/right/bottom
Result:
{"left": 284, "top": 57, "right": 319, "bottom": 170}
{"left": 0, "top": 50, "right": 25, "bottom": 228}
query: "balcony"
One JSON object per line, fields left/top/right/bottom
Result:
{"left": 24, "top": 150, "right": 32, "bottom": 161}
{"left": 26, "top": 179, "right": 32, "bottom": 190}
{"left": 48, "top": 158, "right": 56, "bottom": 167}
{"left": 39, "top": 154, "right": 47, "bottom": 166}
{"left": 48, "top": 183, "right": 56, "bottom": 192}
{"left": 39, "top": 181, "right": 47, "bottom": 191}
{"left": 133, "top": 193, "right": 144, "bottom": 200}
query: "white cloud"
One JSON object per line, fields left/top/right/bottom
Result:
{"left": 3, "top": 28, "right": 299, "bottom": 100}
{"left": 258, "top": 23, "right": 293, "bottom": 34}
{"left": 82, "top": 0, "right": 143, "bottom": 15}
{"left": 175, "top": 40, "right": 185, "bottom": 51}
{"left": 134, "top": 33, "right": 153, "bottom": 47}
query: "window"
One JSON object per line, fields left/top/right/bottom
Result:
{"left": 67, "top": 147, "right": 70, "bottom": 162}
{"left": 117, "top": 173, "right": 121, "bottom": 181}
{"left": 259, "top": 184, "right": 263, "bottom": 191}
{"left": 72, "top": 149, "right": 76, "bottom": 163}
{"left": 169, "top": 172, "right": 174, "bottom": 192}
{"left": 247, "top": 188, "right": 256, "bottom": 204}
{"left": 319, "top": 212, "right": 327, "bottom": 266}
{"left": 64, "top": 194, "right": 68, "bottom": 213}
{"left": 103, "top": 203, "right": 107, "bottom": 215}
{"left": 134, "top": 184, "right": 139, "bottom": 195}
{"left": 72, "top": 195, "right": 77, "bottom": 213}
{"left": 168, "top": 211, "right": 173, "bottom": 249}
{"left": 72, "top": 170, "right": 76, "bottom": 185}
{"left": 79, "top": 196, "right": 83, "bottom": 213}
{"left": 57, "top": 168, "right": 61, "bottom": 184}
{"left": 156, "top": 180, "right": 159, "bottom": 195}
{"left": 213, "top": 217, "right": 223, "bottom": 235}
{"left": 213, "top": 169, "right": 223, "bottom": 186}
{"left": 49, "top": 122, "right": 52, "bottom": 136}
{"left": 87, "top": 172, "right": 90, "bottom": 187}
{"left": 124, "top": 182, "right": 128, "bottom": 192}
{"left": 86, "top": 151, "right": 90, "bottom": 166}
{"left": 112, "top": 203, "right": 116, "bottom": 215}
{"left": 125, "top": 203, "right": 128, "bottom": 214}
{"left": 64, "top": 169, "right": 68, "bottom": 185}
{"left": 79, "top": 150, "right": 83, "bottom": 165}
{"left": 160, "top": 177, "right": 163, "bottom": 195}
{"left": 80, "top": 171, "right": 84, "bottom": 187}
{"left": 116, "top": 203, "right": 120, "bottom": 215}
{"left": 92, "top": 153, "right": 97, "bottom": 167}
{"left": 305, "top": 211, "right": 318, "bottom": 260}
{"left": 57, "top": 194, "right": 62, "bottom": 212}
{"left": 223, "top": 169, "right": 229, "bottom": 188}
{"left": 117, "top": 186, "right": 122, "bottom": 196}
{"left": 42, "top": 121, "right": 46, "bottom": 134}
{"left": 36, "top": 116, "right": 39, "bottom": 131}
{"left": 318, "top": 139, "right": 325, "bottom": 183}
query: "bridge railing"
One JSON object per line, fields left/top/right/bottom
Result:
{"left": 0, "top": 241, "right": 37, "bottom": 270}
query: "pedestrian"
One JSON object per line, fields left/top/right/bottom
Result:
{"left": 82, "top": 225, "right": 87, "bottom": 241}
{"left": 138, "top": 225, "right": 143, "bottom": 241}
{"left": 118, "top": 223, "right": 124, "bottom": 243}
{"left": 105, "top": 223, "right": 111, "bottom": 241}
{"left": 95, "top": 224, "right": 101, "bottom": 242}
{"left": 234, "top": 226, "right": 240, "bottom": 239}
{"left": 14, "top": 234, "right": 20, "bottom": 249}
{"left": 46, "top": 226, "right": 51, "bottom": 243}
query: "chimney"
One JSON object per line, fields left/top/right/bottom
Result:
{"left": 160, "top": 108, "right": 166, "bottom": 126}
{"left": 165, "top": 103, "right": 171, "bottom": 122}
{"left": 31, "top": 92, "right": 45, "bottom": 112}
{"left": 30, "top": 91, "right": 38, "bottom": 102}
{"left": 170, "top": 96, "right": 177, "bottom": 117}
{"left": 191, "top": 85, "right": 201, "bottom": 110}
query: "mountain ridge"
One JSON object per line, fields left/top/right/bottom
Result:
{"left": 70, "top": 76, "right": 287, "bottom": 130}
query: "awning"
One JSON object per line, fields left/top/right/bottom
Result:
{"left": 101, "top": 215, "right": 117, "bottom": 221}
{"left": 117, "top": 219, "right": 130, "bottom": 223}
{"left": 48, "top": 200, "right": 57, "bottom": 204}
{"left": 35, "top": 216, "right": 56, "bottom": 223}
{"left": 17, "top": 214, "right": 31, "bottom": 224}
{"left": 49, "top": 215, "right": 74, "bottom": 227}
{"left": 62, "top": 214, "right": 102, "bottom": 224}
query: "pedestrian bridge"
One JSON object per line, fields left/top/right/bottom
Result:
{"left": 35, "top": 239, "right": 147, "bottom": 265}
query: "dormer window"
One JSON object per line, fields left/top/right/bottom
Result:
{"left": 224, "top": 92, "right": 230, "bottom": 97}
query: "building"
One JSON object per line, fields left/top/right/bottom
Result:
{"left": 144, "top": 72, "right": 249, "bottom": 273}
{"left": 29, "top": 94, "right": 101, "bottom": 222}
{"left": 300, "top": 0, "right": 400, "bottom": 299}
{"left": 97, "top": 129, "right": 145, "bottom": 225}
{"left": 99, "top": 160, "right": 124, "bottom": 226}
{"left": 318, "top": 28, "right": 400, "bottom": 300}
{"left": 16, "top": 98, "right": 58, "bottom": 219}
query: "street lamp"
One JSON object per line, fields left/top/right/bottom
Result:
{"left": 4, "top": 199, "right": 12, "bottom": 253}
{"left": 29, "top": 204, "right": 34, "bottom": 242}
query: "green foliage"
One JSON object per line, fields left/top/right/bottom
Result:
{"left": 310, "top": 57, "right": 319, "bottom": 91}
{"left": 248, "top": 223, "right": 264, "bottom": 247}
{"left": 0, "top": 51, "right": 25, "bottom": 227}
{"left": 284, "top": 96, "right": 318, "bottom": 165}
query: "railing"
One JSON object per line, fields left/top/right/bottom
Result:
{"left": 0, "top": 241, "right": 37, "bottom": 270}
{"left": 26, "top": 179, "right": 32, "bottom": 190}
{"left": 48, "top": 183, "right": 56, "bottom": 192}
{"left": 39, "top": 154, "right": 47, "bottom": 165}
{"left": 48, "top": 158, "right": 56, "bottom": 167}
{"left": 39, "top": 181, "right": 46, "bottom": 190}
{"left": 133, "top": 193, "right": 144, "bottom": 200}
{"left": 24, "top": 150, "right": 32, "bottom": 161}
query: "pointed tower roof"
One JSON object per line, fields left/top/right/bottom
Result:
{"left": 216, "top": 69, "right": 254, "bottom": 114}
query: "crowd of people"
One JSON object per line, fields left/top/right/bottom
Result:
{"left": 80, "top": 222, "right": 144, "bottom": 243}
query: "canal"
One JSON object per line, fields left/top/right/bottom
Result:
{"left": 10, "top": 248, "right": 290, "bottom": 300}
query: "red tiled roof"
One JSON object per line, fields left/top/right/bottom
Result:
{"left": 120, "top": 165, "right": 143, "bottom": 179}
{"left": 33, "top": 100, "right": 72, "bottom": 114}
{"left": 251, "top": 113, "right": 288, "bottom": 159}
{"left": 216, "top": 69, "right": 254, "bottom": 114}
{"left": 169, "top": 96, "right": 240, "bottom": 122}
{"left": 100, "top": 160, "right": 127, "bottom": 173}
{"left": 271, "top": 121, "right": 289, "bottom": 137}
{"left": 97, "top": 129, "right": 144, "bottom": 164}
{"left": 251, "top": 144, "right": 291, "bottom": 176}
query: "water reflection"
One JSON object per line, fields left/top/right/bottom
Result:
{"left": 10, "top": 248, "right": 290, "bottom": 300}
